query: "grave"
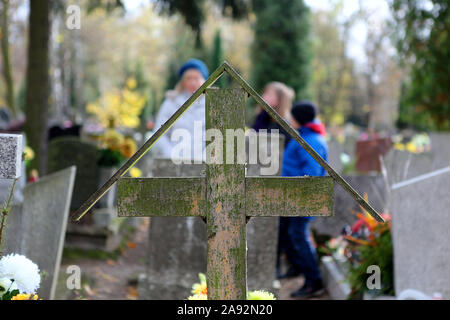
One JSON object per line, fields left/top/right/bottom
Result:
{"left": 3, "top": 166, "right": 76, "bottom": 300}
{"left": 311, "top": 174, "right": 388, "bottom": 238}
{"left": 48, "top": 137, "right": 123, "bottom": 251}
{"left": 0, "top": 134, "right": 22, "bottom": 179}
{"left": 391, "top": 166, "right": 450, "bottom": 298}
{"left": 355, "top": 137, "right": 392, "bottom": 173}
{"left": 383, "top": 132, "right": 450, "bottom": 185}
{"left": 72, "top": 62, "right": 383, "bottom": 300}
{"left": 0, "top": 134, "right": 26, "bottom": 204}
{"left": 137, "top": 131, "right": 283, "bottom": 299}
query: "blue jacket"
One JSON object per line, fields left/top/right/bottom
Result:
{"left": 281, "top": 126, "right": 328, "bottom": 177}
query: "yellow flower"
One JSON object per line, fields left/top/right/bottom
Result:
{"left": 12, "top": 293, "right": 39, "bottom": 300}
{"left": 129, "top": 167, "right": 142, "bottom": 178}
{"left": 24, "top": 146, "right": 35, "bottom": 161}
{"left": 126, "top": 77, "right": 137, "bottom": 90}
{"left": 247, "top": 290, "right": 276, "bottom": 300}
{"left": 103, "top": 129, "right": 124, "bottom": 151}
{"left": 394, "top": 143, "right": 405, "bottom": 151}
{"left": 188, "top": 293, "right": 207, "bottom": 300}
{"left": 191, "top": 273, "right": 207, "bottom": 295}
{"left": 120, "top": 137, "right": 137, "bottom": 158}
{"left": 406, "top": 142, "right": 417, "bottom": 153}
{"left": 86, "top": 86, "right": 145, "bottom": 130}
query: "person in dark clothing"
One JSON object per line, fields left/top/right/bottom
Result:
{"left": 280, "top": 101, "right": 328, "bottom": 299}
{"left": 251, "top": 82, "right": 295, "bottom": 278}
{"left": 252, "top": 82, "right": 295, "bottom": 147}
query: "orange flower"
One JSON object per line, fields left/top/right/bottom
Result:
{"left": 344, "top": 235, "right": 370, "bottom": 246}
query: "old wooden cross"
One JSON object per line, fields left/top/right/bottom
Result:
{"left": 118, "top": 87, "right": 334, "bottom": 299}
{"left": 72, "top": 61, "right": 384, "bottom": 300}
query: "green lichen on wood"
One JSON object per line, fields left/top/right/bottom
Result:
{"left": 205, "top": 88, "right": 247, "bottom": 300}
{"left": 117, "top": 177, "right": 206, "bottom": 217}
{"left": 245, "top": 176, "right": 334, "bottom": 217}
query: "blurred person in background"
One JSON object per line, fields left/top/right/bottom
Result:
{"left": 153, "top": 59, "right": 209, "bottom": 161}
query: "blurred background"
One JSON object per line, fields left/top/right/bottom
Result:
{"left": 0, "top": 0, "right": 447, "bottom": 177}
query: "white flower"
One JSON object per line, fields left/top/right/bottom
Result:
{"left": 0, "top": 254, "right": 40, "bottom": 293}
{"left": 0, "top": 277, "right": 18, "bottom": 293}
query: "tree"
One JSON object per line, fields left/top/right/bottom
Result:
{"left": 250, "top": 0, "right": 311, "bottom": 99}
{"left": 310, "top": 5, "right": 357, "bottom": 126}
{"left": 0, "top": 0, "right": 16, "bottom": 117}
{"left": 391, "top": 0, "right": 450, "bottom": 131}
{"left": 24, "top": 0, "right": 50, "bottom": 175}
{"left": 209, "top": 28, "right": 228, "bottom": 88}
{"left": 155, "top": 0, "right": 249, "bottom": 48}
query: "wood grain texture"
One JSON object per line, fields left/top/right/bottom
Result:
{"left": 205, "top": 88, "right": 247, "bottom": 300}
{"left": 117, "top": 177, "right": 206, "bottom": 217}
{"left": 245, "top": 176, "right": 334, "bottom": 217}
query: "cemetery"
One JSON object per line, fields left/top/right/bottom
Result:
{"left": 0, "top": 0, "right": 448, "bottom": 303}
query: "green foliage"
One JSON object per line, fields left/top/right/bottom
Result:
{"left": 250, "top": 0, "right": 312, "bottom": 99}
{"left": 391, "top": 0, "right": 450, "bottom": 131}
{"left": 347, "top": 226, "right": 394, "bottom": 299}
{"left": 2, "top": 288, "right": 19, "bottom": 300}
{"left": 86, "top": 0, "right": 125, "bottom": 13}
{"left": 209, "top": 29, "right": 228, "bottom": 88}
{"left": 310, "top": 5, "right": 359, "bottom": 126}
{"left": 97, "top": 148, "right": 125, "bottom": 167}
{"left": 155, "top": 0, "right": 249, "bottom": 32}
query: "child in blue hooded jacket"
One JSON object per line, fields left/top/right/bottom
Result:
{"left": 280, "top": 101, "right": 328, "bottom": 299}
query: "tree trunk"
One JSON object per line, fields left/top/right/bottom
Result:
{"left": 24, "top": 0, "right": 50, "bottom": 175}
{"left": 0, "top": 0, "right": 16, "bottom": 118}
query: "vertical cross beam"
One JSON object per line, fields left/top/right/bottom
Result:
{"left": 205, "top": 88, "right": 247, "bottom": 300}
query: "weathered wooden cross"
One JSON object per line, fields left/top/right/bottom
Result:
{"left": 73, "top": 62, "right": 383, "bottom": 300}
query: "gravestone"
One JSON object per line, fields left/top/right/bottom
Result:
{"left": 48, "top": 137, "right": 124, "bottom": 251}
{"left": 383, "top": 133, "right": 450, "bottom": 185}
{"left": 0, "top": 133, "right": 24, "bottom": 253}
{"left": 327, "top": 135, "right": 357, "bottom": 174}
{"left": 355, "top": 137, "right": 392, "bottom": 173}
{"left": 47, "top": 137, "right": 99, "bottom": 210}
{"left": 311, "top": 175, "right": 388, "bottom": 238}
{"left": 0, "top": 134, "right": 22, "bottom": 179}
{"left": 3, "top": 166, "right": 76, "bottom": 300}
{"left": 0, "top": 134, "right": 26, "bottom": 204}
{"left": 391, "top": 166, "right": 450, "bottom": 298}
{"left": 138, "top": 132, "right": 283, "bottom": 299}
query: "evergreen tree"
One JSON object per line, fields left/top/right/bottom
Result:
{"left": 391, "top": 0, "right": 450, "bottom": 131}
{"left": 250, "top": 0, "right": 312, "bottom": 99}
{"left": 209, "top": 29, "right": 228, "bottom": 88}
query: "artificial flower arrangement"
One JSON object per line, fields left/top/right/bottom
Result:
{"left": 392, "top": 132, "right": 431, "bottom": 153}
{"left": 187, "top": 273, "right": 276, "bottom": 300}
{"left": 342, "top": 194, "right": 393, "bottom": 299}
{"left": 86, "top": 77, "right": 145, "bottom": 169}
{"left": 86, "top": 77, "right": 146, "bottom": 130}
{"left": 318, "top": 193, "right": 393, "bottom": 299}
{"left": 0, "top": 254, "right": 41, "bottom": 300}
{"left": 96, "top": 129, "right": 138, "bottom": 168}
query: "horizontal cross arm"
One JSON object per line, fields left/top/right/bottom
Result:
{"left": 118, "top": 176, "right": 334, "bottom": 218}
{"left": 118, "top": 177, "right": 206, "bottom": 217}
{"left": 245, "top": 176, "right": 334, "bottom": 217}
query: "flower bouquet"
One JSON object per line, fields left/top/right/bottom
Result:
{"left": 0, "top": 254, "right": 41, "bottom": 300}
{"left": 343, "top": 194, "right": 394, "bottom": 299}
